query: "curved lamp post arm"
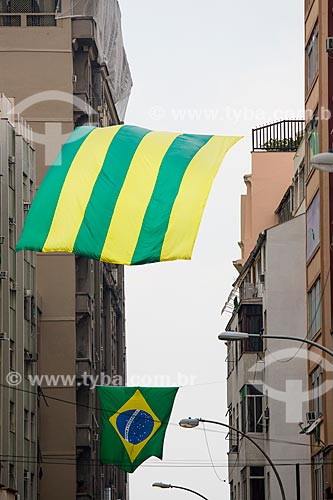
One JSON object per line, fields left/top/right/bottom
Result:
{"left": 252, "top": 334, "right": 333, "bottom": 358}
{"left": 170, "top": 485, "right": 209, "bottom": 500}
{"left": 198, "top": 419, "right": 286, "bottom": 500}
{"left": 152, "top": 483, "right": 208, "bottom": 500}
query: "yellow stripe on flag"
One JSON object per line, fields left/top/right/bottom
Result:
{"left": 160, "top": 136, "right": 242, "bottom": 261}
{"left": 43, "top": 126, "right": 123, "bottom": 252}
{"left": 101, "top": 131, "right": 180, "bottom": 264}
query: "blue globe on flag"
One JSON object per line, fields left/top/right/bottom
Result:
{"left": 116, "top": 409, "right": 155, "bottom": 444}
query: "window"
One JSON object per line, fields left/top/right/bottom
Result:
{"left": 241, "top": 468, "right": 247, "bottom": 500}
{"left": 241, "top": 385, "right": 263, "bottom": 433}
{"left": 230, "top": 481, "right": 234, "bottom": 500}
{"left": 9, "top": 464, "right": 15, "bottom": 489}
{"left": 307, "top": 191, "right": 320, "bottom": 260}
{"left": 308, "top": 278, "right": 321, "bottom": 338}
{"left": 306, "top": 22, "right": 318, "bottom": 92}
{"left": 31, "top": 412, "right": 35, "bottom": 442}
{"left": 229, "top": 405, "right": 238, "bottom": 452}
{"left": 24, "top": 471, "right": 28, "bottom": 500}
{"left": 299, "top": 163, "right": 305, "bottom": 204}
{"left": 30, "top": 473, "right": 35, "bottom": 500}
{"left": 306, "top": 111, "right": 319, "bottom": 176}
{"left": 311, "top": 364, "right": 323, "bottom": 417}
{"left": 10, "top": 401, "right": 15, "bottom": 433}
{"left": 24, "top": 410, "right": 29, "bottom": 439}
{"left": 250, "top": 467, "right": 265, "bottom": 500}
{"left": 238, "top": 305, "right": 263, "bottom": 353}
{"left": 313, "top": 452, "right": 324, "bottom": 500}
{"left": 9, "top": 340, "right": 15, "bottom": 370}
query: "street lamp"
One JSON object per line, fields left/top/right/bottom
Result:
{"left": 310, "top": 152, "right": 333, "bottom": 172}
{"left": 179, "top": 418, "right": 286, "bottom": 500}
{"left": 218, "top": 331, "right": 333, "bottom": 358}
{"left": 152, "top": 482, "right": 209, "bottom": 500}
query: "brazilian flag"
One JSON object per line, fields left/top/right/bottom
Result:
{"left": 96, "top": 386, "right": 178, "bottom": 472}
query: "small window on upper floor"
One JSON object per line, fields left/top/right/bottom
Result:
{"left": 306, "top": 21, "right": 318, "bottom": 93}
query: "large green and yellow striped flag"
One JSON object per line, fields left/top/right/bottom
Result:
{"left": 17, "top": 125, "right": 241, "bottom": 265}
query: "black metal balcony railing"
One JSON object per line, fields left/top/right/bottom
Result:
{"left": 252, "top": 120, "right": 304, "bottom": 152}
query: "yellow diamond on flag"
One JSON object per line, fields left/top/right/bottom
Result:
{"left": 109, "top": 389, "right": 161, "bottom": 463}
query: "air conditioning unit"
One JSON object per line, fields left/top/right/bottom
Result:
{"left": 306, "top": 411, "right": 317, "bottom": 423}
{"left": 0, "top": 271, "right": 8, "bottom": 279}
{"left": 8, "top": 155, "right": 15, "bottom": 165}
{"left": 23, "top": 202, "right": 31, "bottom": 211}
{"left": 24, "top": 471, "right": 31, "bottom": 480}
{"left": 259, "top": 273, "right": 265, "bottom": 284}
{"left": 9, "top": 217, "right": 16, "bottom": 225}
{"left": 24, "top": 289, "right": 32, "bottom": 297}
{"left": 327, "top": 37, "right": 333, "bottom": 52}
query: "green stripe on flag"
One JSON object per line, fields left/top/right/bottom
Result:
{"left": 73, "top": 125, "right": 151, "bottom": 260}
{"left": 16, "top": 126, "right": 95, "bottom": 252}
{"left": 131, "top": 134, "right": 212, "bottom": 265}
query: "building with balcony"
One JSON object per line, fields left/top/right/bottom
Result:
{"left": 0, "top": 2, "right": 131, "bottom": 499}
{"left": 303, "top": 2, "right": 333, "bottom": 499}
{"left": 223, "top": 126, "right": 311, "bottom": 500}
{"left": 234, "top": 120, "right": 303, "bottom": 269}
{"left": 0, "top": 94, "right": 38, "bottom": 500}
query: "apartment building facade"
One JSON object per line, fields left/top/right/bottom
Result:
{"left": 223, "top": 124, "right": 311, "bottom": 500}
{"left": 304, "top": 1, "right": 333, "bottom": 498}
{"left": 0, "top": 94, "right": 38, "bottom": 500}
{"left": 0, "top": 1, "right": 132, "bottom": 499}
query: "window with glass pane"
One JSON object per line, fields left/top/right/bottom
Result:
{"left": 241, "top": 468, "right": 247, "bottom": 500}
{"left": 313, "top": 453, "right": 324, "bottom": 500}
{"left": 311, "top": 364, "right": 323, "bottom": 417}
{"left": 306, "top": 111, "right": 319, "bottom": 176}
{"left": 308, "top": 278, "right": 321, "bottom": 338}
{"left": 250, "top": 467, "right": 265, "bottom": 500}
{"left": 307, "top": 191, "right": 320, "bottom": 260}
{"left": 10, "top": 401, "right": 15, "bottom": 432}
{"left": 306, "top": 22, "right": 318, "bottom": 92}
{"left": 299, "top": 163, "right": 305, "bottom": 203}
{"left": 241, "top": 385, "right": 263, "bottom": 433}
{"left": 24, "top": 409, "right": 29, "bottom": 439}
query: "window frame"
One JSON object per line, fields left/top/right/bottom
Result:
{"left": 306, "top": 21, "right": 319, "bottom": 93}
{"left": 308, "top": 278, "right": 321, "bottom": 339}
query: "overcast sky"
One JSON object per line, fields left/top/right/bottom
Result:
{"left": 118, "top": 1, "right": 304, "bottom": 499}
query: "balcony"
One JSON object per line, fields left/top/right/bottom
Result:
{"left": 239, "top": 282, "right": 264, "bottom": 301}
{"left": 252, "top": 120, "right": 304, "bottom": 152}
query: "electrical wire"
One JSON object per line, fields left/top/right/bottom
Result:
{"left": 201, "top": 421, "right": 226, "bottom": 482}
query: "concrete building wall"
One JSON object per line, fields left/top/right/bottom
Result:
{"left": 264, "top": 214, "right": 311, "bottom": 500}
{"left": 0, "top": 94, "right": 38, "bottom": 500}
{"left": 0, "top": 3, "right": 128, "bottom": 499}
{"left": 226, "top": 216, "right": 311, "bottom": 500}
{"left": 236, "top": 151, "right": 294, "bottom": 267}
{"left": 304, "top": 1, "right": 333, "bottom": 497}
